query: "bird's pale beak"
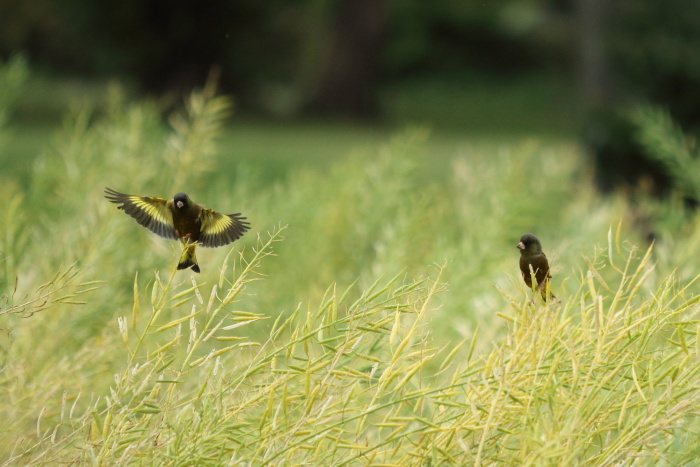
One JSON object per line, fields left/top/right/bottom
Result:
{"left": 176, "top": 201, "right": 184, "bottom": 209}
{"left": 517, "top": 242, "right": 525, "bottom": 250}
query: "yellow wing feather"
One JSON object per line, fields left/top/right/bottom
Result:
{"left": 104, "top": 188, "right": 178, "bottom": 240}
{"left": 199, "top": 208, "right": 250, "bottom": 248}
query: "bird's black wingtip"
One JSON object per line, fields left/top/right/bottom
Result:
{"left": 104, "top": 187, "right": 124, "bottom": 204}
{"left": 226, "top": 213, "right": 251, "bottom": 237}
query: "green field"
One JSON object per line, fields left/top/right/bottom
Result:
{"left": 3, "top": 59, "right": 700, "bottom": 465}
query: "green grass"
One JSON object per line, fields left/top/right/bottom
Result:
{"left": 3, "top": 59, "right": 700, "bottom": 465}
{"left": 4, "top": 67, "right": 580, "bottom": 188}
{"left": 382, "top": 72, "right": 584, "bottom": 136}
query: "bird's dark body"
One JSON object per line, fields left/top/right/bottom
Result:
{"left": 173, "top": 211, "right": 202, "bottom": 242}
{"left": 519, "top": 254, "right": 550, "bottom": 289}
{"left": 171, "top": 193, "right": 203, "bottom": 243}
{"left": 517, "top": 233, "right": 553, "bottom": 301}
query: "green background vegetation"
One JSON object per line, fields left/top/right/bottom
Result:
{"left": 3, "top": 0, "right": 700, "bottom": 463}
{"left": 3, "top": 51, "right": 700, "bottom": 464}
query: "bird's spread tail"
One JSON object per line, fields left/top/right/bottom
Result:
{"left": 178, "top": 244, "right": 200, "bottom": 273}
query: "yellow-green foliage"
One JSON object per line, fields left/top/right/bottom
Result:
{"left": 2, "top": 61, "right": 700, "bottom": 465}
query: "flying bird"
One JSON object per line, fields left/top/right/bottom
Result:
{"left": 517, "top": 233, "right": 554, "bottom": 301}
{"left": 105, "top": 188, "right": 250, "bottom": 273}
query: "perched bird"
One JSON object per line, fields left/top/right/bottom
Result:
{"left": 105, "top": 188, "right": 250, "bottom": 273}
{"left": 517, "top": 233, "right": 554, "bottom": 301}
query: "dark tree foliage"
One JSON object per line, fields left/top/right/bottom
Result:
{"left": 0, "top": 0, "right": 575, "bottom": 116}
{"left": 586, "top": 0, "right": 700, "bottom": 197}
{"left": 585, "top": 108, "right": 673, "bottom": 195}
{"left": 0, "top": 0, "right": 84, "bottom": 71}
{"left": 305, "top": 0, "right": 389, "bottom": 117}
{"left": 385, "top": 0, "right": 563, "bottom": 78}
{"left": 612, "top": 0, "right": 700, "bottom": 128}
{"left": 0, "top": 0, "right": 298, "bottom": 101}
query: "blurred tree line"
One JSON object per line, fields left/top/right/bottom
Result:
{"left": 1, "top": 0, "right": 700, "bottom": 198}
{"left": 0, "top": 0, "right": 572, "bottom": 116}
{"left": 582, "top": 0, "right": 700, "bottom": 199}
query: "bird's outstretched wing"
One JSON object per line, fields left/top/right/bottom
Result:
{"left": 199, "top": 208, "right": 250, "bottom": 248}
{"left": 104, "top": 187, "right": 178, "bottom": 240}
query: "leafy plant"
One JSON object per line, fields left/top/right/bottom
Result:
{"left": 3, "top": 61, "right": 700, "bottom": 466}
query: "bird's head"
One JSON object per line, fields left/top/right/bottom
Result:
{"left": 517, "top": 233, "right": 542, "bottom": 256}
{"left": 173, "top": 193, "right": 190, "bottom": 210}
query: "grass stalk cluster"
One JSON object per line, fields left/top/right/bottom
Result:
{"left": 5, "top": 226, "right": 700, "bottom": 465}
{"left": 2, "top": 59, "right": 700, "bottom": 465}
